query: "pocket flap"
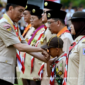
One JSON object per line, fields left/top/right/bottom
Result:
{"left": 0, "top": 57, "right": 13, "bottom": 65}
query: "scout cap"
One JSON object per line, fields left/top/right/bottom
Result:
{"left": 25, "top": 4, "right": 40, "bottom": 11}
{"left": 7, "top": 0, "right": 27, "bottom": 7}
{"left": 41, "top": 36, "right": 63, "bottom": 49}
{"left": 44, "top": 0, "right": 62, "bottom": 10}
{"left": 46, "top": 10, "right": 66, "bottom": 20}
{"left": 69, "top": 11, "right": 85, "bottom": 21}
{"left": 30, "top": 7, "right": 43, "bottom": 17}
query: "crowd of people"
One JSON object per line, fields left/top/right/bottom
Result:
{"left": 0, "top": 2, "right": 85, "bottom": 34}
{"left": 0, "top": 0, "right": 85, "bottom": 85}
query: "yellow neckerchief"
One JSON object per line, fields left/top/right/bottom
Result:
{"left": 22, "top": 24, "right": 31, "bottom": 37}
{"left": 3, "top": 13, "right": 21, "bottom": 41}
{"left": 57, "top": 26, "right": 68, "bottom": 37}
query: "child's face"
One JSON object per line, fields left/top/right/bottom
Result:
{"left": 48, "top": 48, "right": 58, "bottom": 57}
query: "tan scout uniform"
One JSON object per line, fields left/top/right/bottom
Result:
{"left": 41, "top": 52, "right": 66, "bottom": 85}
{"left": 41, "top": 26, "right": 73, "bottom": 85}
{"left": 0, "top": 14, "right": 26, "bottom": 84}
{"left": 20, "top": 26, "right": 47, "bottom": 80}
{"left": 60, "top": 32, "right": 73, "bottom": 54}
{"left": 25, "top": 27, "right": 35, "bottom": 41}
{"left": 57, "top": 26, "right": 73, "bottom": 54}
{"left": 54, "top": 52, "right": 66, "bottom": 85}
{"left": 67, "top": 35, "right": 85, "bottom": 85}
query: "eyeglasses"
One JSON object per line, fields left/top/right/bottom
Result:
{"left": 47, "top": 21, "right": 57, "bottom": 24}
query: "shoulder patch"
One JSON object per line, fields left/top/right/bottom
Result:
{"left": 4, "top": 24, "right": 11, "bottom": 32}
{"left": 83, "top": 48, "right": 85, "bottom": 55}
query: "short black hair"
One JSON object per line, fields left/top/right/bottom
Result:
{"left": 52, "top": 18, "right": 65, "bottom": 25}
{"left": 6, "top": 3, "right": 19, "bottom": 11}
{"left": 37, "top": 16, "right": 42, "bottom": 19}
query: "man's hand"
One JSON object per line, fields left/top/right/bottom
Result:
{"left": 42, "top": 49, "right": 50, "bottom": 61}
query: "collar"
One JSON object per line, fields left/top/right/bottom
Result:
{"left": 5, "top": 13, "right": 13, "bottom": 25}
{"left": 55, "top": 51, "right": 66, "bottom": 61}
{"left": 57, "top": 26, "right": 68, "bottom": 37}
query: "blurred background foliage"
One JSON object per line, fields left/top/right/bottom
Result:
{"left": 61, "top": 0, "right": 85, "bottom": 8}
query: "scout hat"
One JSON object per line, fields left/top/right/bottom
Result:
{"left": 7, "top": 0, "right": 27, "bottom": 7}
{"left": 46, "top": 10, "right": 66, "bottom": 20}
{"left": 41, "top": 36, "right": 63, "bottom": 49}
{"left": 30, "top": 7, "right": 43, "bottom": 17}
{"left": 69, "top": 11, "right": 85, "bottom": 21}
{"left": 44, "top": 0, "right": 62, "bottom": 10}
{"left": 25, "top": 4, "right": 40, "bottom": 11}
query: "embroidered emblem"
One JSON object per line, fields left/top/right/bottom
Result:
{"left": 60, "top": 63, "right": 62, "bottom": 67}
{"left": 7, "top": 28, "right": 11, "bottom": 31}
{"left": 58, "top": 71, "right": 63, "bottom": 76}
{"left": 4, "top": 24, "right": 11, "bottom": 31}
{"left": 83, "top": 48, "right": 85, "bottom": 55}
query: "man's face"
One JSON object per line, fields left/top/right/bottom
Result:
{"left": 42, "top": 8, "right": 50, "bottom": 23}
{"left": 30, "top": 15, "right": 41, "bottom": 28}
{"left": 11, "top": 6, "right": 25, "bottom": 22}
{"left": 47, "top": 19, "right": 59, "bottom": 34}
{"left": 23, "top": 10, "right": 31, "bottom": 23}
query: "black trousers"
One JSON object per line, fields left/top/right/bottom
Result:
{"left": 27, "top": 79, "right": 41, "bottom": 85}
{"left": 0, "top": 79, "right": 13, "bottom": 85}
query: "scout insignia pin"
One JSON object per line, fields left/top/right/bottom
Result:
{"left": 32, "top": 9, "right": 36, "bottom": 13}
{"left": 83, "top": 48, "right": 85, "bottom": 55}
{"left": 25, "top": 5, "right": 27, "bottom": 9}
{"left": 47, "top": 13, "right": 51, "bottom": 18}
{"left": 44, "top": 2, "right": 48, "bottom": 6}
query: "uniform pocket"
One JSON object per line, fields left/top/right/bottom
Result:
{"left": 0, "top": 57, "right": 13, "bottom": 65}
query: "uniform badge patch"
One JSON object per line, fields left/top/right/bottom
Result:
{"left": 60, "top": 63, "right": 62, "bottom": 67}
{"left": 4, "top": 24, "right": 11, "bottom": 31}
{"left": 83, "top": 48, "right": 85, "bottom": 55}
{"left": 7, "top": 28, "right": 11, "bottom": 31}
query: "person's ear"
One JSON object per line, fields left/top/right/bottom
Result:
{"left": 56, "top": 48, "right": 59, "bottom": 52}
{"left": 9, "top": 6, "right": 13, "bottom": 13}
{"left": 57, "top": 20, "right": 61, "bottom": 26}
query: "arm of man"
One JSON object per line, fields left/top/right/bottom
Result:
{"left": 13, "top": 43, "right": 43, "bottom": 53}
{"left": 28, "top": 52, "right": 50, "bottom": 62}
